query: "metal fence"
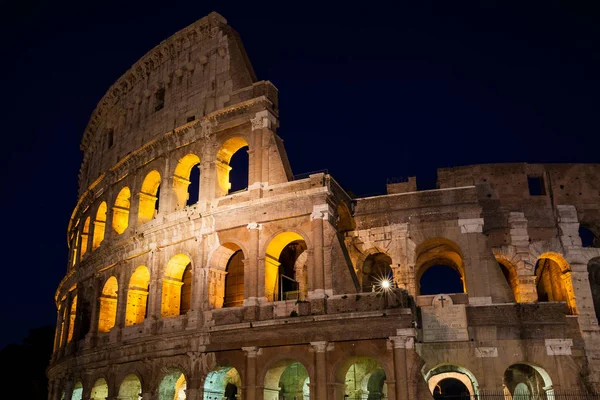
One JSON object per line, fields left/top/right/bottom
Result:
{"left": 342, "top": 392, "right": 600, "bottom": 400}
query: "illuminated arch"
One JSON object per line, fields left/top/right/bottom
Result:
{"left": 503, "top": 363, "right": 554, "bottom": 399}
{"left": 263, "top": 359, "right": 310, "bottom": 400}
{"left": 161, "top": 254, "right": 193, "bottom": 317}
{"left": 424, "top": 364, "right": 480, "bottom": 397}
{"left": 416, "top": 238, "right": 465, "bottom": 295}
{"left": 118, "top": 374, "right": 143, "bottom": 400}
{"left": 173, "top": 154, "right": 201, "bottom": 209}
{"left": 265, "top": 231, "right": 308, "bottom": 302}
{"left": 204, "top": 367, "right": 242, "bottom": 399}
{"left": 92, "top": 202, "right": 107, "bottom": 250}
{"left": 90, "top": 377, "right": 109, "bottom": 400}
{"left": 71, "top": 381, "right": 83, "bottom": 400}
{"left": 67, "top": 295, "right": 77, "bottom": 343}
{"left": 158, "top": 368, "right": 186, "bottom": 400}
{"left": 335, "top": 356, "right": 388, "bottom": 399}
{"left": 112, "top": 186, "right": 131, "bottom": 235}
{"left": 81, "top": 217, "right": 90, "bottom": 257}
{"left": 138, "top": 170, "right": 161, "bottom": 225}
{"left": 125, "top": 266, "right": 150, "bottom": 326}
{"left": 535, "top": 252, "right": 578, "bottom": 314}
{"left": 98, "top": 276, "right": 118, "bottom": 333}
{"left": 496, "top": 256, "right": 518, "bottom": 302}
{"left": 216, "top": 136, "right": 249, "bottom": 197}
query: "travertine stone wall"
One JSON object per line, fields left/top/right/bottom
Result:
{"left": 48, "top": 12, "right": 600, "bottom": 400}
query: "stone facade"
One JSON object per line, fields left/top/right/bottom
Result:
{"left": 48, "top": 12, "right": 600, "bottom": 400}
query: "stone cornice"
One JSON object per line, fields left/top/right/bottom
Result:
{"left": 69, "top": 96, "right": 272, "bottom": 236}
{"left": 80, "top": 12, "right": 227, "bottom": 153}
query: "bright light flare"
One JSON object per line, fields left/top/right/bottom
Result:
{"left": 381, "top": 279, "right": 391, "bottom": 289}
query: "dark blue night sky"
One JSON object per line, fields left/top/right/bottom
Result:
{"left": 0, "top": 0, "right": 598, "bottom": 349}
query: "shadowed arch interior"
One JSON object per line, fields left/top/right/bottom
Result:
{"left": 338, "top": 356, "right": 387, "bottom": 400}
{"left": 503, "top": 363, "right": 554, "bottom": 399}
{"left": 361, "top": 252, "right": 393, "bottom": 292}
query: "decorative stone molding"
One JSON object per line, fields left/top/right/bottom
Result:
{"left": 246, "top": 222, "right": 262, "bottom": 230}
{"left": 469, "top": 296, "right": 492, "bottom": 306}
{"left": 475, "top": 347, "right": 498, "bottom": 358}
{"left": 242, "top": 346, "right": 262, "bottom": 358}
{"left": 310, "top": 204, "right": 332, "bottom": 221}
{"left": 458, "top": 218, "right": 484, "bottom": 233}
{"left": 309, "top": 341, "right": 334, "bottom": 353}
{"left": 250, "top": 110, "right": 277, "bottom": 130}
{"left": 200, "top": 119, "right": 214, "bottom": 137}
{"left": 545, "top": 339, "right": 573, "bottom": 356}
{"left": 388, "top": 328, "right": 416, "bottom": 349}
{"left": 248, "top": 181, "right": 268, "bottom": 190}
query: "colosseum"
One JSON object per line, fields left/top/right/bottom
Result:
{"left": 48, "top": 11, "right": 600, "bottom": 400}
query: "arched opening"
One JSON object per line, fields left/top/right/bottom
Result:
{"left": 71, "top": 381, "right": 83, "bottom": 400}
{"left": 588, "top": 257, "right": 600, "bottom": 324}
{"left": 67, "top": 295, "right": 77, "bottom": 343}
{"left": 337, "top": 202, "right": 356, "bottom": 233}
{"left": 340, "top": 357, "right": 387, "bottom": 399}
{"left": 112, "top": 186, "right": 131, "bottom": 235}
{"left": 173, "top": 154, "right": 201, "bottom": 209}
{"left": 92, "top": 202, "right": 107, "bottom": 250}
{"left": 535, "top": 253, "right": 577, "bottom": 314}
{"left": 81, "top": 217, "right": 90, "bottom": 257}
{"left": 425, "top": 365, "right": 479, "bottom": 400}
{"left": 90, "top": 378, "right": 109, "bottom": 400}
{"left": 71, "top": 231, "right": 79, "bottom": 267}
{"left": 161, "top": 254, "right": 192, "bottom": 317}
{"left": 158, "top": 368, "right": 186, "bottom": 400}
{"left": 503, "top": 363, "right": 554, "bottom": 400}
{"left": 416, "top": 239, "right": 465, "bottom": 296}
{"left": 126, "top": 266, "right": 150, "bottom": 326}
{"left": 264, "top": 360, "right": 310, "bottom": 400}
{"left": 208, "top": 243, "right": 245, "bottom": 308}
{"left": 496, "top": 258, "right": 517, "bottom": 302}
{"left": 579, "top": 225, "right": 598, "bottom": 248}
{"left": 118, "top": 374, "right": 143, "bottom": 400}
{"left": 138, "top": 170, "right": 161, "bottom": 225}
{"left": 216, "top": 137, "right": 249, "bottom": 197}
{"left": 432, "top": 378, "right": 469, "bottom": 400}
{"left": 98, "top": 276, "right": 118, "bottom": 333}
{"left": 224, "top": 250, "right": 245, "bottom": 307}
{"left": 265, "top": 232, "right": 308, "bottom": 302}
{"left": 204, "top": 367, "right": 242, "bottom": 400}
{"left": 361, "top": 252, "right": 393, "bottom": 292}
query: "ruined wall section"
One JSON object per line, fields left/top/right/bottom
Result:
{"left": 438, "top": 163, "right": 600, "bottom": 248}
{"left": 78, "top": 12, "right": 258, "bottom": 195}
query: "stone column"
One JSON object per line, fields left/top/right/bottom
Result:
{"left": 115, "top": 270, "right": 128, "bottom": 338}
{"left": 249, "top": 115, "right": 263, "bottom": 187}
{"left": 242, "top": 347, "right": 261, "bottom": 400}
{"left": 197, "top": 161, "right": 213, "bottom": 212}
{"left": 458, "top": 218, "right": 492, "bottom": 303}
{"left": 310, "top": 341, "right": 329, "bottom": 400}
{"left": 309, "top": 204, "right": 330, "bottom": 299}
{"left": 87, "top": 279, "right": 101, "bottom": 338}
{"left": 389, "top": 328, "right": 416, "bottom": 400}
{"left": 244, "top": 223, "right": 261, "bottom": 304}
